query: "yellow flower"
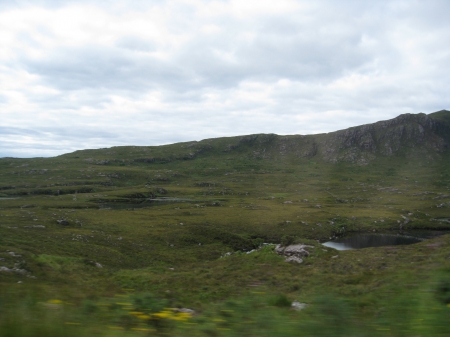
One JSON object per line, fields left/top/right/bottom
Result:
{"left": 153, "top": 311, "right": 172, "bottom": 319}
{"left": 129, "top": 311, "right": 144, "bottom": 316}
{"left": 171, "top": 313, "right": 191, "bottom": 321}
{"left": 47, "top": 299, "right": 63, "bottom": 304}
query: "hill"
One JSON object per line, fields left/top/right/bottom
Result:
{"left": 0, "top": 110, "right": 450, "bottom": 336}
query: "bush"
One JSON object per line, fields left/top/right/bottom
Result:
{"left": 268, "top": 294, "right": 291, "bottom": 307}
{"left": 436, "top": 275, "right": 450, "bottom": 304}
{"left": 280, "top": 235, "right": 296, "bottom": 246}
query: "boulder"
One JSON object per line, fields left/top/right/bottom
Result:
{"left": 285, "top": 256, "right": 304, "bottom": 263}
{"left": 275, "top": 244, "right": 314, "bottom": 263}
{"left": 291, "top": 301, "right": 308, "bottom": 311}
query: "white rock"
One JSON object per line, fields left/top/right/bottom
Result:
{"left": 285, "top": 256, "right": 303, "bottom": 263}
{"left": 291, "top": 301, "right": 308, "bottom": 311}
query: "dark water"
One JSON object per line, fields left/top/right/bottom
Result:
{"left": 322, "top": 230, "right": 450, "bottom": 251}
{"left": 99, "top": 198, "right": 203, "bottom": 209}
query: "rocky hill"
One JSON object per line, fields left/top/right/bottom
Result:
{"left": 60, "top": 110, "right": 450, "bottom": 168}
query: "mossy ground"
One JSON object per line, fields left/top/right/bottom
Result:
{"left": 1, "top": 140, "right": 450, "bottom": 335}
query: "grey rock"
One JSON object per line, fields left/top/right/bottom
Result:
{"left": 57, "top": 220, "right": 69, "bottom": 226}
{"left": 12, "top": 268, "right": 28, "bottom": 275}
{"left": 285, "top": 256, "right": 304, "bottom": 263}
{"left": 176, "top": 308, "right": 195, "bottom": 315}
{"left": 284, "top": 245, "right": 312, "bottom": 257}
{"left": 275, "top": 244, "right": 314, "bottom": 263}
{"left": 0, "top": 266, "right": 12, "bottom": 272}
{"left": 291, "top": 301, "right": 308, "bottom": 311}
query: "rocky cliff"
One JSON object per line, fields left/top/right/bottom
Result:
{"left": 316, "top": 111, "right": 450, "bottom": 165}
{"left": 226, "top": 110, "right": 450, "bottom": 165}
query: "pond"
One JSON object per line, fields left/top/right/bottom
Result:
{"left": 322, "top": 230, "right": 450, "bottom": 251}
{"left": 99, "top": 197, "right": 207, "bottom": 210}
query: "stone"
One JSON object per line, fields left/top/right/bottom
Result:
{"left": 275, "top": 244, "right": 313, "bottom": 263}
{"left": 291, "top": 301, "right": 308, "bottom": 311}
{"left": 176, "top": 308, "right": 195, "bottom": 314}
{"left": 12, "top": 268, "right": 28, "bottom": 275}
{"left": 284, "top": 245, "right": 311, "bottom": 257}
{"left": 0, "top": 266, "right": 12, "bottom": 272}
{"left": 285, "top": 256, "right": 303, "bottom": 263}
{"left": 57, "top": 220, "right": 69, "bottom": 226}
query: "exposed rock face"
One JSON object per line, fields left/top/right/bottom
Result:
{"left": 318, "top": 112, "right": 450, "bottom": 165}
{"left": 218, "top": 111, "right": 450, "bottom": 166}
{"left": 275, "top": 244, "right": 314, "bottom": 263}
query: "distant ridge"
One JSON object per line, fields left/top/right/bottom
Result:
{"left": 61, "top": 110, "right": 450, "bottom": 167}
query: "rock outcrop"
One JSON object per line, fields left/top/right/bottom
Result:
{"left": 275, "top": 244, "right": 314, "bottom": 263}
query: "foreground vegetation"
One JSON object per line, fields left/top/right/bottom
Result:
{"left": 1, "top": 111, "right": 450, "bottom": 335}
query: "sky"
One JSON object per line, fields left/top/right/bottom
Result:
{"left": 1, "top": 0, "right": 449, "bottom": 158}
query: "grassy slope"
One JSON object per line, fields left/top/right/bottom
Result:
{"left": 1, "top": 112, "right": 450, "bottom": 335}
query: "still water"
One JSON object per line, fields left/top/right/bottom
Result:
{"left": 99, "top": 198, "right": 204, "bottom": 209}
{"left": 322, "top": 230, "right": 450, "bottom": 251}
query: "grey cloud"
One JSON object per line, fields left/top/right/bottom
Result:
{"left": 0, "top": 126, "right": 43, "bottom": 137}
{"left": 116, "top": 36, "right": 157, "bottom": 52}
{"left": 19, "top": 7, "right": 383, "bottom": 96}
{"left": 0, "top": 126, "right": 122, "bottom": 158}
{"left": 20, "top": 0, "right": 448, "bottom": 100}
{"left": 0, "top": 0, "right": 164, "bottom": 11}
{"left": 0, "top": 125, "right": 117, "bottom": 140}
{"left": 22, "top": 46, "right": 192, "bottom": 93}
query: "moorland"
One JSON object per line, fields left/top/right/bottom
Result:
{"left": 1, "top": 110, "right": 450, "bottom": 336}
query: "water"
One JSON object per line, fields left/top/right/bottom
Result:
{"left": 99, "top": 197, "right": 205, "bottom": 209}
{"left": 322, "top": 230, "right": 450, "bottom": 251}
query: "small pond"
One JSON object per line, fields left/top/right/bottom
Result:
{"left": 99, "top": 198, "right": 206, "bottom": 210}
{"left": 322, "top": 230, "right": 450, "bottom": 251}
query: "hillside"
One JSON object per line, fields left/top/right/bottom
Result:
{"left": 1, "top": 110, "right": 450, "bottom": 336}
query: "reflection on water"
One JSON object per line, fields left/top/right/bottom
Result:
{"left": 323, "top": 230, "right": 450, "bottom": 251}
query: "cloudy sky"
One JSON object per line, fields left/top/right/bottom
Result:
{"left": 1, "top": 0, "right": 449, "bottom": 157}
